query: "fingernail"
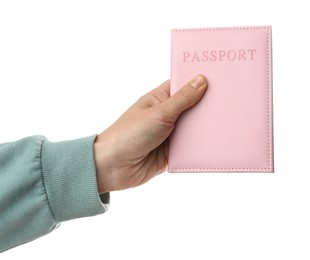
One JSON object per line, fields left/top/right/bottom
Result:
{"left": 190, "top": 75, "right": 206, "bottom": 88}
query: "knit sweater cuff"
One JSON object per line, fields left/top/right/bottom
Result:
{"left": 41, "top": 135, "right": 109, "bottom": 223}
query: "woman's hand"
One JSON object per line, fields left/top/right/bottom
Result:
{"left": 94, "top": 75, "right": 208, "bottom": 193}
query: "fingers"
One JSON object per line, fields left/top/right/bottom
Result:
{"left": 160, "top": 75, "right": 208, "bottom": 119}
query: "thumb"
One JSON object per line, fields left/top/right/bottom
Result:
{"left": 161, "top": 74, "right": 208, "bottom": 119}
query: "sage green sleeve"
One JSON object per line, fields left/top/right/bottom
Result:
{"left": 0, "top": 135, "right": 109, "bottom": 252}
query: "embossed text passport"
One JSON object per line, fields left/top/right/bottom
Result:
{"left": 168, "top": 26, "right": 273, "bottom": 173}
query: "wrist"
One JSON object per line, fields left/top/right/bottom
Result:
{"left": 94, "top": 136, "right": 114, "bottom": 194}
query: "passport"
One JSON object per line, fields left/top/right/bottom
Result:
{"left": 168, "top": 26, "right": 274, "bottom": 173}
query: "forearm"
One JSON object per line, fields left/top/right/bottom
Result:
{"left": 0, "top": 135, "right": 108, "bottom": 252}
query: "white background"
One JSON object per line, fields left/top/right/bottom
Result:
{"left": 1, "top": 0, "right": 309, "bottom": 259}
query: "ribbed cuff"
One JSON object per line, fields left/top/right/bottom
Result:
{"left": 41, "top": 135, "right": 109, "bottom": 223}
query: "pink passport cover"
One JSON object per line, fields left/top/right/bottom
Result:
{"left": 168, "top": 26, "right": 273, "bottom": 173}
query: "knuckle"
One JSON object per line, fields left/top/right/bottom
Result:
{"left": 154, "top": 109, "right": 175, "bottom": 129}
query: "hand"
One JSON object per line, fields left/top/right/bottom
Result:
{"left": 94, "top": 75, "right": 208, "bottom": 194}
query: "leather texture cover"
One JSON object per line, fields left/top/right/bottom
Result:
{"left": 168, "top": 26, "right": 273, "bottom": 173}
